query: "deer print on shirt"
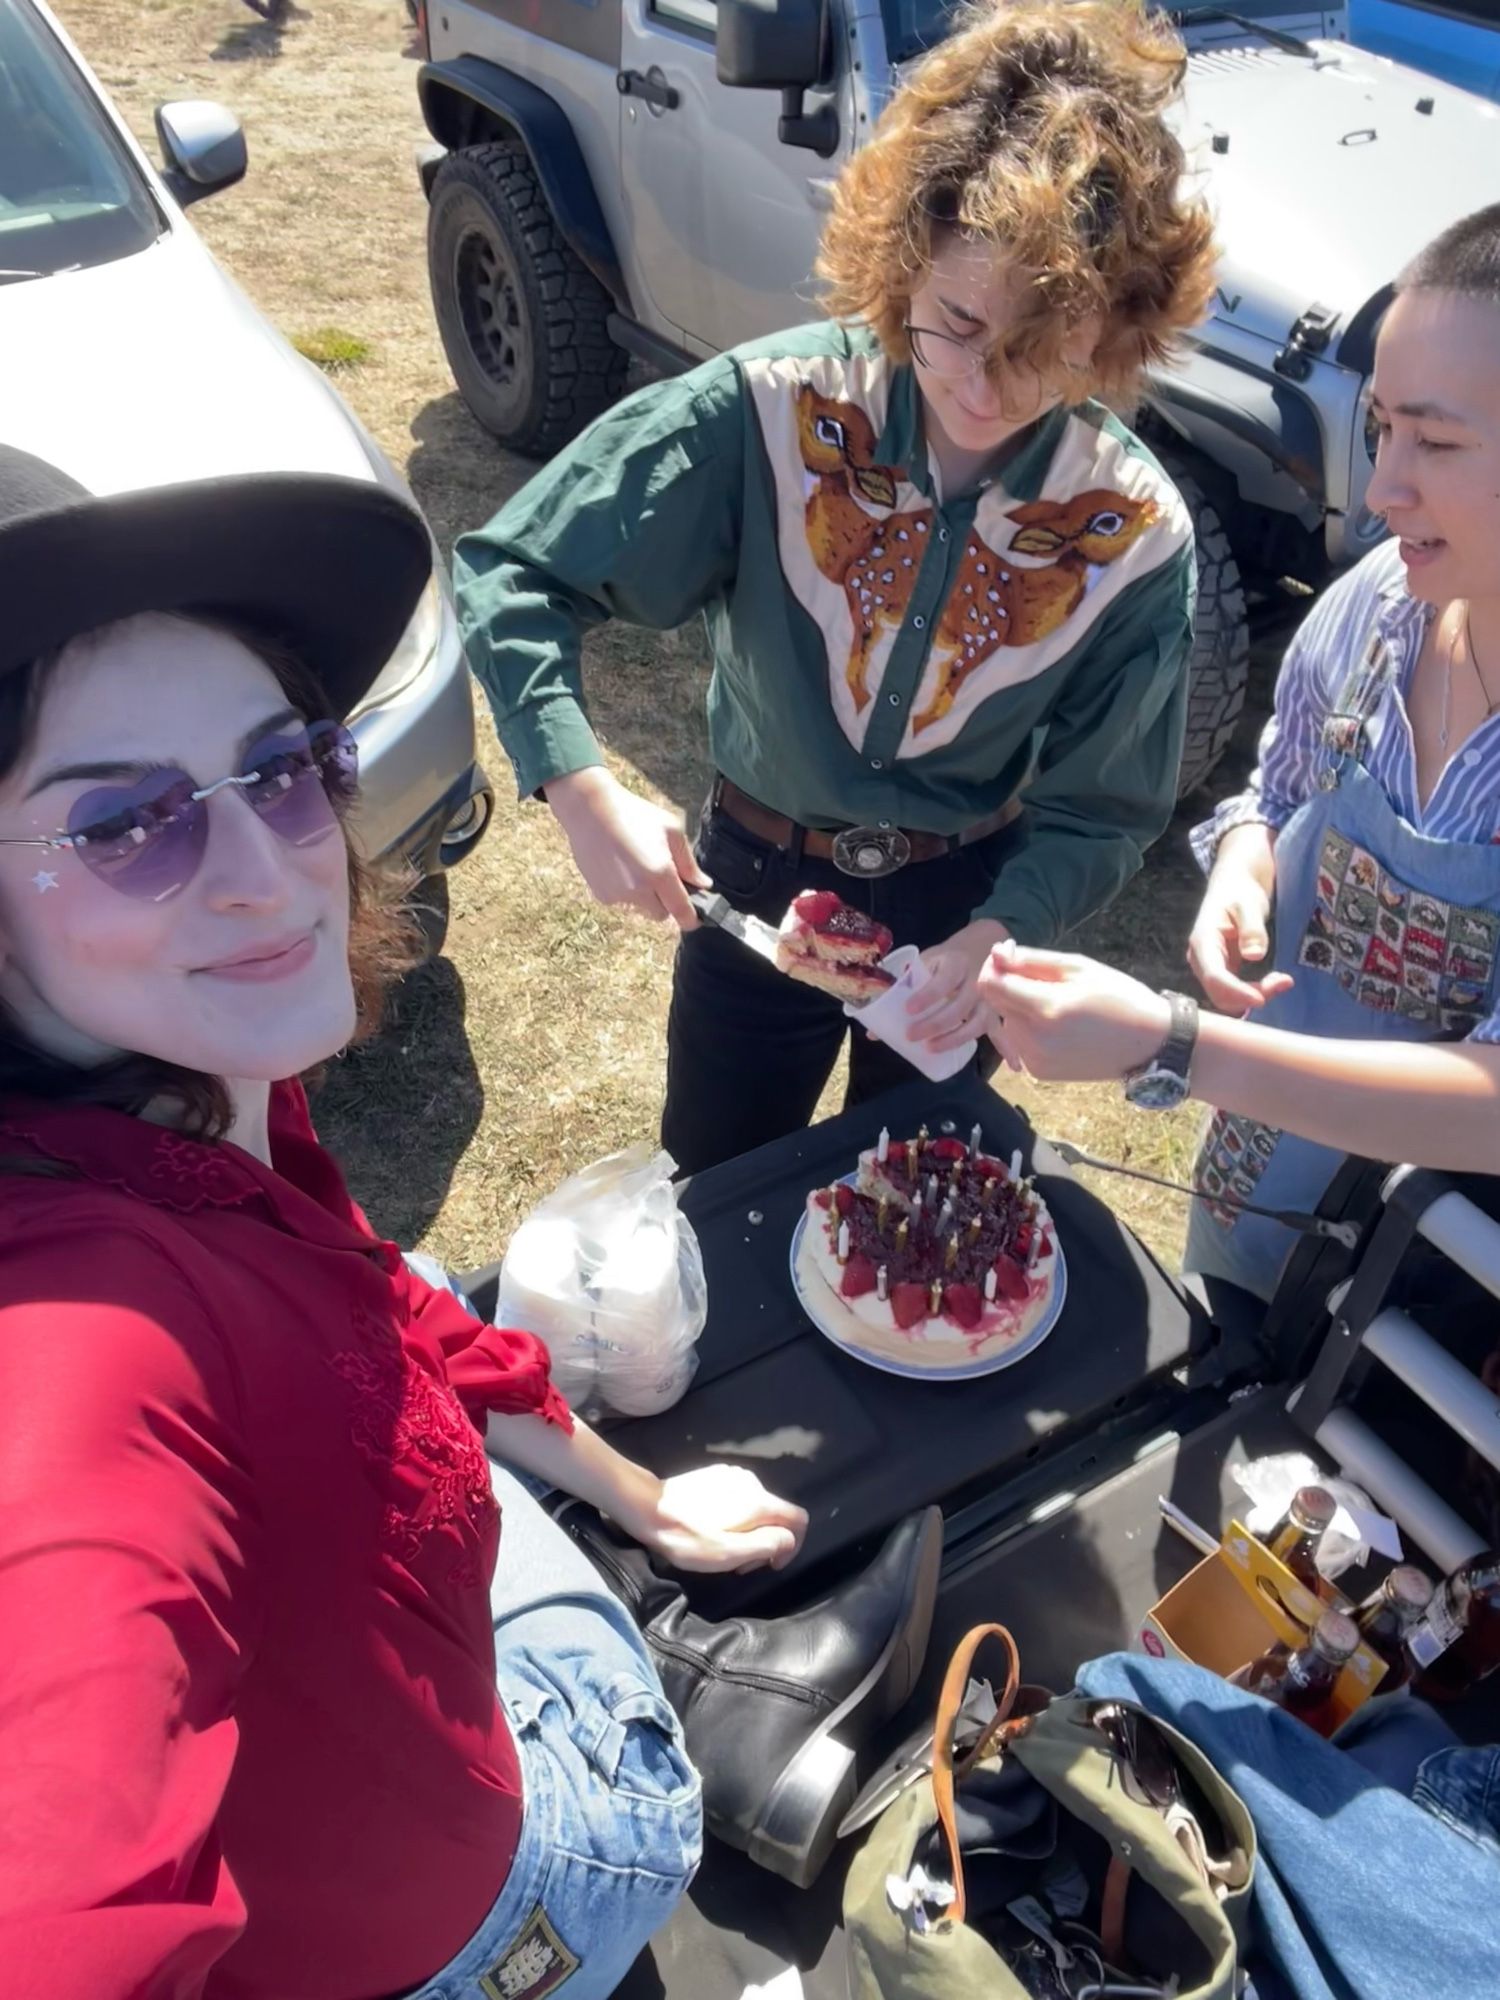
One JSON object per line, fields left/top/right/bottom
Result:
{"left": 794, "top": 384, "right": 1158, "bottom": 732}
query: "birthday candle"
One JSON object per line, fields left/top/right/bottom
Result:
{"left": 967, "top": 1214, "right": 982, "bottom": 1244}
{"left": 1009, "top": 1149, "right": 1023, "bottom": 1180}
{"left": 876, "top": 1264, "right": 889, "bottom": 1302}
{"left": 928, "top": 1279, "right": 943, "bottom": 1314}
{"left": 878, "top": 1194, "right": 890, "bottom": 1233}
{"left": 944, "top": 1234, "right": 958, "bottom": 1271}
{"left": 937, "top": 1198, "right": 955, "bottom": 1234}
{"left": 895, "top": 1219, "right": 909, "bottom": 1253}
{"left": 917, "top": 1124, "right": 930, "bottom": 1145}
{"left": 971, "top": 1123, "right": 983, "bottom": 1156}
{"left": 984, "top": 1266, "right": 998, "bottom": 1302}
{"left": 837, "top": 1220, "right": 850, "bottom": 1264}
{"left": 877, "top": 1127, "right": 890, "bottom": 1164}
{"left": 906, "top": 1139, "right": 919, "bottom": 1180}
{"left": 927, "top": 1173, "right": 940, "bottom": 1205}
{"left": 912, "top": 1189, "right": 923, "bottom": 1215}
{"left": 982, "top": 1177, "right": 997, "bottom": 1205}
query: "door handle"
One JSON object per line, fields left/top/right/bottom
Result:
{"left": 617, "top": 67, "right": 680, "bottom": 112}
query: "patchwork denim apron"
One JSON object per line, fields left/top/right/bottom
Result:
{"left": 1186, "top": 629, "right": 1500, "bottom": 1300}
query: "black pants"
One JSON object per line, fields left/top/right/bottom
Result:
{"left": 661, "top": 798, "right": 1025, "bottom": 1175}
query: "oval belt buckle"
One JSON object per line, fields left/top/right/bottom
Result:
{"left": 831, "top": 825, "right": 913, "bottom": 878}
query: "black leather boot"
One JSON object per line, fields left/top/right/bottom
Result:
{"left": 557, "top": 1505, "right": 943, "bottom": 1887}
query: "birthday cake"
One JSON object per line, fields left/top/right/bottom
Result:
{"left": 775, "top": 890, "right": 896, "bottom": 1005}
{"left": 795, "top": 1127, "right": 1060, "bottom": 1372}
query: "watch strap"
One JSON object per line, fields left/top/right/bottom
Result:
{"left": 1154, "top": 989, "right": 1199, "bottom": 1081}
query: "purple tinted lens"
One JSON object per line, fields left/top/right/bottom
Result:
{"left": 68, "top": 772, "right": 206, "bottom": 902}
{"left": 241, "top": 724, "right": 356, "bottom": 846}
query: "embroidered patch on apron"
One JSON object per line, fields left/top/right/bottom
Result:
{"left": 1298, "top": 831, "right": 1499, "bottom": 1032}
{"left": 477, "top": 1905, "right": 580, "bottom": 2000}
{"left": 1195, "top": 1110, "right": 1281, "bottom": 1229}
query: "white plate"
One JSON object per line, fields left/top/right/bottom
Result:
{"left": 789, "top": 1172, "right": 1068, "bottom": 1382}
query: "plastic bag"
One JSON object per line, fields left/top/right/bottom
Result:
{"left": 1230, "top": 1451, "right": 1403, "bottom": 1581}
{"left": 496, "top": 1143, "right": 707, "bottom": 1420}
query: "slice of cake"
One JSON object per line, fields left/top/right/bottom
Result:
{"left": 775, "top": 890, "right": 896, "bottom": 1005}
{"left": 796, "top": 1127, "right": 1061, "bottom": 1372}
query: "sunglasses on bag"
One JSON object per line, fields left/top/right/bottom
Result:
{"left": 1084, "top": 1700, "right": 1181, "bottom": 1813}
{"left": 0, "top": 721, "right": 358, "bottom": 902}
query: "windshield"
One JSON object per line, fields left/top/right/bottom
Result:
{"left": 0, "top": 0, "right": 163, "bottom": 278}
{"left": 881, "top": 0, "right": 1321, "bottom": 63}
{"left": 880, "top": 0, "right": 963, "bottom": 64}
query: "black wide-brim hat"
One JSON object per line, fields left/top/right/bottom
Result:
{"left": 0, "top": 444, "right": 434, "bottom": 719}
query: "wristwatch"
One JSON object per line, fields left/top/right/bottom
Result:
{"left": 1123, "top": 990, "right": 1199, "bottom": 1110}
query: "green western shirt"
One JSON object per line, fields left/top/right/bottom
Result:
{"left": 456, "top": 322, "right": 1195, "bottom": 945}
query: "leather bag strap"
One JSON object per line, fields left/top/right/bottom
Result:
{"left": 929, "top": 1622, "right": 1021, "bottom": 1925}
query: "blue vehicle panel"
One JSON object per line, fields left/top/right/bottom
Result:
{"left": 1349, "top": 0, "right": 1500, "bottom": 100}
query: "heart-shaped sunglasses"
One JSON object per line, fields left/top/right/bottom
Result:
{"left": 0, "top": 721, "right": 357, "bottom": 902}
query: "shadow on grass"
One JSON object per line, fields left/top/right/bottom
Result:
{"left": 311, "top": 952, "right": 483, "bottom": 1247}
{"left": 213, "top": 0, "right": 310, "bottom": 61}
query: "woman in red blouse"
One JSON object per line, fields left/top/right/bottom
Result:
{"left": 0, "top": 448, "right": 808, "bottom": 2000}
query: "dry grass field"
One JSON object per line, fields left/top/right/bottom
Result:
{"left": 62, "top": 0, "right": 1289, "bottom": 1270}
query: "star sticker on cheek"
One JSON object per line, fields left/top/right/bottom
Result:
{"left": 31, "top": 869, "right": 59, "bottom": 894}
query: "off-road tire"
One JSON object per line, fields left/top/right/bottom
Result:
{"left": 428, "top": 140, "right": 627, "bottom": 457}
{"left": 1168, "top": 460, "right": 1250, "bottom": 798}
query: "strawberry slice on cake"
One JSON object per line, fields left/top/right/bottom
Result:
{"left": 775, "top": 890, "right": 896, "bottom": 1004}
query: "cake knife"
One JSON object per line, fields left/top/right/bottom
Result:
{"left": 687, "top": 888, "right": 783, "bottom": 966}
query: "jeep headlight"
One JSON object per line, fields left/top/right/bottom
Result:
{"left": 349, "top": 573, "right": 445, "bottom": 716}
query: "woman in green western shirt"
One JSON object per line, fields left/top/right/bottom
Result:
{"left": 456, "top": 0, "right": 1217, "bottom": 1172}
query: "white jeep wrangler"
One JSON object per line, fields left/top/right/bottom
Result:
{"left": 415, "top": 0, "right": 1500, "bottom": 793}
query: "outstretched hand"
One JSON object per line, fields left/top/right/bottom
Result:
{"left": 622, "top": 1465, "right": 809, "bottom": 1574}
{"left": 978, "top": 939, "right": 1173, "bottom": 1082}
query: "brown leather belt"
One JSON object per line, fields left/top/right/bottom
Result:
{"left": 714, "top": 776, "right": 1021, "bottom": 879}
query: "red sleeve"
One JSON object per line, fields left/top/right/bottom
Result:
{"left": 0, "top": 1215, "right": 261, "bottom": 2000}
{"left": 403, "top": 1265, "right": 573, "bottom": 1434}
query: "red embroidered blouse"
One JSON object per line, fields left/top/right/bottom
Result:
{"left": 0, "top": 1081, "right": 572, "bottom": 2000}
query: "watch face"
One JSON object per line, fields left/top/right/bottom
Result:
{"left": 1125, "top": 1065, "right": 1191, "bottom": 1111}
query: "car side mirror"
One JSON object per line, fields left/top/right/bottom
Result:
{"left": 154, "top": 100, "right": 248, "bottom": 207}
{"left": 717, "top": 0, "right": 838, "bottom": 157}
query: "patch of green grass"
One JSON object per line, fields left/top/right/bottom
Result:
{"left": 291, "top": 325, "right": 372, "bottom": 371}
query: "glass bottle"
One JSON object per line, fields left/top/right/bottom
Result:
{"left": 1353, "top": 1566, "right": 1434, "bottom": 1691}
{"left": 1235, "top": 1609, "right": 1360, "bottom": 1737}
{"left": 1266, "top": 1484, "right": 1338, "bottom": 1598}
{"left": 1409, "top": 1550, "right": 1500, "bottom": 1701}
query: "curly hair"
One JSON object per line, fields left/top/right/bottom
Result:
{"left": 0, "top": 615, "right": 424, "bottom": 1146}
{"left": 817, "top": 0, "right": 1218, "bottom": 404}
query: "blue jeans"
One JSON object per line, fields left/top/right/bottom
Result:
{"left": 403, "top": 1460, "right": 703, "bottom": 2000}
{"left": 1077, "top": 1653, "right": 1500, "bottom": 2000}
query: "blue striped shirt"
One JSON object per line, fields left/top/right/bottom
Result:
{"left": 1190, "top": 539, "right": 1500, "bottom": 1042}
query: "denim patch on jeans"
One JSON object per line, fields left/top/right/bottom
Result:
{"left": 400, "top": 1461, "right": 702, "bottom": 2000}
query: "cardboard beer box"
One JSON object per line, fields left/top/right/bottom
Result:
{"left": 1139, "top": 1519, "right": 1386, "bottom": 1725}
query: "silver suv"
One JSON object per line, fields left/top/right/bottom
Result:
{"left": 2, "top": 0, "right": 491, "bottom": 888}
{"left": 416, "top": 0, "right": 1500, "bottom": 795}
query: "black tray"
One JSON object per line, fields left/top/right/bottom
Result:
{"left": 611, "top": 1075, "right": 1215, "bottom": 1604}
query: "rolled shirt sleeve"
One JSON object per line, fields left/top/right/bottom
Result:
{"left": 454, "top": 357, "right": 747, "bottom": 800}
{"left": 406, "top": 1267, "right": 574, "bottom": 1434}
{"left": 0, "top": 1222, "right": 261, "bottom": 2000}
{"left": 977, "top": 543, "right": 1194, "bottom": 944}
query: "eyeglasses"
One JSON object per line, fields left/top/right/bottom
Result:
{"left": 1085, "top": 1700, "right": 1181, "bottom": 1812}
{"left": 0, "top": 721, "right": 357, "bottom": 903}
{"left": 904, "top": 321, "right": 992, "bottom": 381}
